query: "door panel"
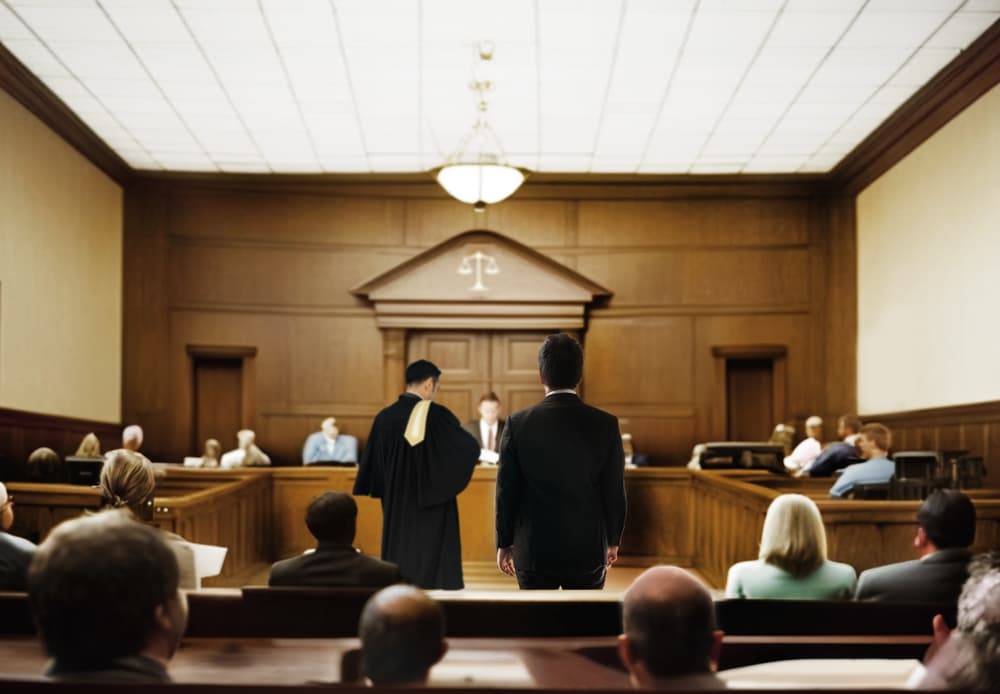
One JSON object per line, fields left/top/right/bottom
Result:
{"left": 726, "top": 358, "right": 774, "bottom": 441}
{"left": 194, "top": 358, "right": 243, "bottom": 451}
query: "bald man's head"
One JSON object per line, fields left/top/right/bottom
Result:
{"left": 620, "top": 566, "right": 721, "bottom": 682}
{"left": 359, "top": 585, "right": 446, "bottom": 685}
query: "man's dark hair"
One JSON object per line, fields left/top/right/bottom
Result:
{"left": 538, "top": 333, "right": 583, "bottom": 390}
{"left": 26, "top": 447, "right": 64, "bottom": 483}
{"left": 359, "top": 585, "right": 445, "bottom": 685}
{"left": 918, "top": 489, "right": 976, "bottom": 549}
{"left": 28, "top": 510, "right": 180, "bottom": 670}
{"left": 306, "top": 491, "right": 357, "bottom": 546}
{"left": 479, "top": 391, "right": 500, "bottom": 404}
{"left": 838, "top": 415, "right": 862, "bottom": 434}
{"left": 623, "top": 583, "right": 717, "bottom": 678}
{"left": 405, "top": 359, "right": 441, "bottom": 386}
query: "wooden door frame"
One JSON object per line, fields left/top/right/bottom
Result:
{"left": 186, "top": 345, "right": 258, "bottom": 452}
{"left": 711, "top": 345, "right": 787, "bottom": 441}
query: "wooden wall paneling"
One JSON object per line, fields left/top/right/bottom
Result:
{"left": 381, "top": 329, "right": 407, "bottom": 405}
{"left": 407, "top": 331, "right": 490, "bottom": 421}
{"left": 167, "top": 188, "right": 407, "bottom": 246}
{"left": 0, "top": 409, "right": 122, "bottom": 480}
{"left": 403, "top": 199, "right": 575, "bottom": 248}
{"left": 576, "top": 198, "right": 810, "bottom": 247}
{"left": 122, "top": 184, "right": 172, "bottom": 460}
{"left": 819, "top": 195, "right": 858, "bottom": 425}
{"left": 863, "top": 401, "right": 1000, "bottom": 480}
{"left": 4, "top": 482, "right": 103, "bottom": 544}
{"left": 619, "top": 469, "right": 693, "bottom": 565}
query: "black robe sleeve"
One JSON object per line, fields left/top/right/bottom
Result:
{"left": 415, "top": 402, "right": 480, "bottom": 508}
{"left": 353, "top": 414, "right": 384, "bottom": 498}
{"left": 495, "top": 415, "right": 523, "bottom": 549}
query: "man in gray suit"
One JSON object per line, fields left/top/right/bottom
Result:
{"left": 856, "top": 489, "right": 975, "bottom": 603}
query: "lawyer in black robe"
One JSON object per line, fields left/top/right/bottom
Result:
{"left": 354, "top": 389, "right": 479, "bottom": 590}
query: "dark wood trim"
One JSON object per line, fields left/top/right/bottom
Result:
{"left": 0, "top": 42, "right": 132, "bottom": 185}
{"left": 712, "top": 345, "right": 788, "bottom": 359}
{"left": 863, "top": 400, "right": 1000, "bottom": 426}
{"left": 0, "top": 407, "right": 122, "bottom": 481}
{"left": 186, "top": 345, "right": 258, "bottom": 359}
{"left": 131, "top": 172, "right": 828, "bottom": 200}
{"left": 833, "top": 19, "right": 1000, "bottom": 195}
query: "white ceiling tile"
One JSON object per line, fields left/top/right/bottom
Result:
{"left": 636, "top": 161, "right": 693, "bottom": 174}
{"left": 743, "top": 155, "right": 809, "bottom": 172}
{"left": 593, "top": 113, "right": 657, "bottom": 157}
{"left": 537, "top": 154, "right": 592, "bottom": 172}
{"left": 965, "top": 0, "right": 1000, "bottom": 10}
{"left": 10, "top": 5, "right": 119, "bottom": 42}
{"left": 217, "top": 161, "right": 271, "bottom": 173}
{"left": 178, "top": 6, "right": 271, "bottom": 44}
{"left": 889, "top": 47, "right": 960, "bottom": 86}
{"left": 784, "top": 0, "right": 866, "bottom": 9}
{"left": 46, "top": 41, "right": 147, "bottom": 79}
{"left": 316, "top": 156, "right": 370, "bottom": 173}
{"left": 368, "top": 154, "right": 423, "bottom": 172}
{"left": 0, "top": 4, "right": 33, "bottom": 40}
{"left": 840, "top": 11, "right": 949, "bottom": 48}
{"left": 102, "top": 6, "right": 190, "bottom": 43}
{"left": 766, "top": 11, "right": 856, "bottom": 47}
{"left": 3, "top": 39, "right": 70, "bottom": 78}
{"left": 866, "top": 0, "right": 962, "bottom": 10}
{"left": 925, "top": 11, "right": 1000, "bottom": 48}
{"left": 689, "top": 163, "right": 741, "bottom": 174}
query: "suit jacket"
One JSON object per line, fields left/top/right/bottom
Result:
{"left": 302, "top": 432, "right": 359, "bottom": 465}
{"left": 462, "top": 419, "right": 505, "bottom": 451}
{"left": 855, "top": 548, "right": 973, "bottom": 603}
{"left": 0, "top": 531, "right": 36, "bottom": 591}
{"left": 268, "top": 543, "right": 403, "bottom": 588}
{"left": 496, "top": 392, "right": 627, "bottom": 574}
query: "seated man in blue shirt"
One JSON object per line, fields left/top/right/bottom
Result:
{"left": 829, "top": 423, "right": 895, "bottom": 498}
{"left": 302, "top": 417, "right": 359, "bottom": 465}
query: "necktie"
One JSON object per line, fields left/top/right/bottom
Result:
{"left": 487, "top": 428, "right": 495, "bottom": 451}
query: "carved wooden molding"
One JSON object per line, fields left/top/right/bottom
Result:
{"left": 352, "top": 230, "right": 611, "bottom": 330}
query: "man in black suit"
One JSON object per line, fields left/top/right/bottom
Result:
{"left": 462, "top": 391, "right": 505, "bottom": 464}
{"left": 495, "top": 333, "right": 627, "bottom": 589}
{"left": 269, "top": 491, "right": 403, "bottom": 588}
{"left": 855, "top": 489, "right": 976, "bottom": 603}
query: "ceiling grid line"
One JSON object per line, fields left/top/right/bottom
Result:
{"left": 586, "top": 0, "right": 628, "bottom": 173}
{"left": 689, "top": 0, "right": 790, "bottom": 171}
{"left": 258, "top": 0, "right": 323, "bottom": 171}
{"left": 634, "top": 0, "right": 702, "bottom": 173}
{"left": 0, "top": 0, "right": 161, "bottom": 167}
{"left": 740, "top": 0, "right": 872, "bottom": 173}
{"left": 800, "top": 0, "right": 971, "bottom": 173}
{"left": 94, "top": 0, "right": 216, "bottom": 171}
{"left": 167, "top": 0, "right": 271, "bottom": 172}
{"left": 326, "top": 0, "right": 370, "bottom": 172}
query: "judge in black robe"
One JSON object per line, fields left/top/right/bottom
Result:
{"left": 354, "top": 360, "right": 480, "bottom": 590}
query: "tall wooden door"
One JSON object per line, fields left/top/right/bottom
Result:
{"left": 406, "top": 331, "right": 552, "bottom": 422}
{"left": 193, "top": 357, "right": 243, "bottom": 452}
{"left": 726, "top": 358, "right": 774, "bottom": 441}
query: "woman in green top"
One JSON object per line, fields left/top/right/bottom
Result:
{"left": 725, "top": 493, "right": 856, "bottom": 599}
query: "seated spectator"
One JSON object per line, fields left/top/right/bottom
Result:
{"left": 726, "top": 493, "right": 856, "bottom": 599}
{"left": 302, "top": 417, "right": 359, "bottom": 465}
{"left": 618, "top": 565, "right": 725, "bottom": 689}
{"left": 798, "top": 414, "right": 862, "bottom": 478}
{"left": 915, "top": 551, "right": 1000, "bottom": 690}
{"left": 201, "top": 438, "right": 222, "bottom": 468}
{"left": 74, "top": 432, "right": 102, "bottom": 458}
{"left": 1, "top": 481, "right": 36, "bottom": 591}
{"left": 26, "top": 447, "right": 63, "bottom": 483}
{"left": 359, "top": 584, "right": 447, "bottom": 686}
{"left": 122, "top": 424, "right": 144, "bottom": 452}
{"left": 269, "top": 491, "right": 402, "bottom": 588}
{"left": 767, "top": 423, "right": 795, "bottom": 457}
{"left": 829, "top": 422, "right": 895, "bottom": 498}
{"left": 221, "top": 429, "right": 271, "bottom": 468}
{"left": 101, "top": 449, "right": 197, "bottom": 590}
{"left": 856, "top": 489, "right": 975, "bottom": 603}
{"left": 28, "top": 510, "right": 188, "bottom": 682}
{"left": 784, "top": 415, "right": 823, "bottom": 472}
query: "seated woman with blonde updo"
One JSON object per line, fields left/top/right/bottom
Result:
{"left": 74, "top": 432, "right": 102, "bottom": 458}
{"left": 100, "top": 449, "right": 197, "bottom": 589}
{"left": 725, "top": 493, "right": 856, "bottom": 599}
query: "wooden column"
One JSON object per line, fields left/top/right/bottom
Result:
{"left": 382, "top": 328, "right": 406, "bottom": 404}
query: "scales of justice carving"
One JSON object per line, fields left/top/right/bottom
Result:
{"left": 458, "top": 250, "right": 500, "bottom": 292}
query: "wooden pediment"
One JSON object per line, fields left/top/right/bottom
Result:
{"left": 352, "top": 230, "right": 611, "bottom": 329}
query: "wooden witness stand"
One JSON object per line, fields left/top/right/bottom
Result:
{"left": 8, "top": 467, "right": 1000, "bottom": 585}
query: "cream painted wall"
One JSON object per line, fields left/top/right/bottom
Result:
{"left": 0, "top": 89, "right": 122, "bottom": 423}
{"left": 857, "top": 84, "right": 1000, "bottom": 414}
